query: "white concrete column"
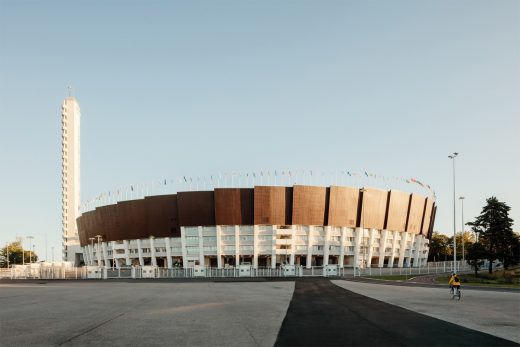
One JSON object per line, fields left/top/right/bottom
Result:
{"left": 398, "top": 232, "right": 408, "bottom": 267}
{"left": 122, "top": 240, "right": 132, "bottom": 267}
{"left": 111, "top": 241, "right": 119, "bottom": 268}
{"left": 378, "top": 230, "right": 388, "bottom": 268}
{"left": 83, "top": 246, "right": 89, "bottom": 265}
{"left": 354, "top": 227, "right": 362, "bottom": 268}
{"left": 216, "top": 225, "right": 222, "bottom": 268}
{"left": 165, "top": 237, "right": 172, "bottom": 268}
{"left": 405, "top": 233, "right": 416, "bottom": 267}
{"left": 290, "top": 226, "right": 296, "bottom": 265}
{"left": 136, "top": 239, "right": 144, "bottom": 266}
{"left": 413, "top": 234, "right": 422, "bottom": 267}
{"left": 150, "top": 237, "right": 157, "bottom": 266}
{"left": 271, "top": 226, "right": 277, "bottom": 269}
{"left": 306, "top": 226, "right": 314, "bottom": 268}
{"left": 323, "top": 226, "right": 331, "bottom": 266}
{"left": 366, "top": 229, "right": 375, "bottom": 267}
{"left": 339, "top": 227, "right": 346, "bottom": 267}
{"left": 198, "top": 226, "right": 205, "bottom": 266}
{"left": 235, "top": 225, "right": 240, "bottom": 267}
{"left": 102, "top": 242, "right": 109, "bottom": 267}
{"left": 389, "top": 231, "right": 399, "bottom": 267}
{"left": 96, "top": 243, "right": 102, "bottom": 266}
{"left": 180, "top": 227, "right": 187, "bottom": 269}
{"left": 253, "top": 225, "right": 259, "bottom": 269}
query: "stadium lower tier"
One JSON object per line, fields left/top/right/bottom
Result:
{"left": 83, "top": 225, "right": 429, "bottom": 268}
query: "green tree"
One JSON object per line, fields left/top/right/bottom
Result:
{"left": 0, "top": 241, "right": 37, "bottom": 267}
{"left": 428, "top": 232, "right": 451, "bottom": 262}
{"left": 467, "top": 197, "right": 516, "bottom": 273}
{"left": 466, "top": 242, "right": 486, "bottom": 277}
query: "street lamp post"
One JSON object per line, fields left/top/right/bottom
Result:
{"left": 448, "top": 152, "right": 459, "bottom": 273}
{"left": 359, "top": 188, "right": 367, "bottom": 276}
{"left": 459, "top": 196, "right": 465, "bottom": 265}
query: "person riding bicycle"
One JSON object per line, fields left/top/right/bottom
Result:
{"left": 449, "top": 273, "right": 461, "bottom": 292}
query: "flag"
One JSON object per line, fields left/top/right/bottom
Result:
{"left": 131, "top": 185, "right": 134, "bottom": 191}
{"left": 347, "top": 171, "right": 351, "bottom": 176}
{"left": 365, "top": 171, "right": 368, "bottom": 177}
{"left": 183, "top": 176, "right": 187, "bottom": 182}
{"left": 164, "top": 179, "right": 167, "bottom": 185}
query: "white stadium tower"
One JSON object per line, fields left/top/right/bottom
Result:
{"left": 61, "top": 96, "right": 83, "bottom": 265}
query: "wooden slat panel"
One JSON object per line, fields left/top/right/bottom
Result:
{"left": 292, "top": 185, "right": 327, "bottom": 226}
{"left": 360, "top": 188, "right": 389, "bottom": 230}
{"left": 114, "top": 199, "right": 147, "bottom": 240}
{"left": 215, "top": 188, "right": 254, "bottom": 225}
{"left": 327, "top": 186, "right": 359, "bottom": 227}
{"left": 386, "top": 190, "right": 410, "bottom": 232}
{"left": 145, "top": 195, "right": 180, "bottom": 238}
{"left": 407, "top": 194, "right": 426, "bottom": 234}
{"left": 177, "top": 191, "right": 215, "bottom": 226}
{"left": 254, "top": 186, "right": 292, "bottom": 225}
{"left": 421, "top": 198, "right": 434, "bottom": 235}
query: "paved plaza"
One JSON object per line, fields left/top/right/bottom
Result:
{"left": 0, "top": 278, "right": 518, "bottom": 346}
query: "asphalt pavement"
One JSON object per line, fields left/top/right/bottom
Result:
{"left": 275, "top": 278, "right": 518, "bottom": 347}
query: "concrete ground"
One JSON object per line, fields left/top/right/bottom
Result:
{"left": 1, "top": 278, "right": 518, "bottom": 346}
{"left": 0, "top": 280, "right": 294, "bottom": 346}
{"left": 332, "top": 279, "right": 520, "bottom": 344}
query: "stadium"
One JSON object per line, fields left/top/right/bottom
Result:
{"left": 77, "top": 184, "right": 436, "bottom": 271}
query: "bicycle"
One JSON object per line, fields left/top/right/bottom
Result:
{"left": 450, "top": 286, "right": 461, "bottom": 300}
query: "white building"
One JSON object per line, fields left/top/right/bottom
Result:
{"left": 61, "top": 97, "right": 82, "bottom": 265}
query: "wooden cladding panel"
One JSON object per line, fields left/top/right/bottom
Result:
{"left": 145, "top": 195, "right": 180, "bottom": 238}
{"left": 327, "top": 186, "right": 359, "bottom": 227}
{"left": 421, "top": 198, "right": 434, "bottom": 235}
{"left": 407, "top": 194, "right": 426, "bottom": 234}
{"left": 115, "top": 199, "right": 147, "bottom": 241}
{"left": 292, "top": 185, "right": 327, "bottom": 225}
{"left": 360, "top": 188, "right": 388, "bottom": 230}
{"left": 386, "top": 190, "right": 410, "bottom": 232}
{"left": 177, "top": 191, "right": 215, "bottom": 226}
{"left": 254, "top": 186, "right": 292, "bottom": 225}
{"left": 215, "top": 188, "right": 254, "bottom": 225}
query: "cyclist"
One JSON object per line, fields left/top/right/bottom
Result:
{"left": 449, "top": 273, "right": 461, "bottom": 293}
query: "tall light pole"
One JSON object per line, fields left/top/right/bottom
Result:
{"left": 360, "top": 188, "right": 367, "bottom": 275}
{"left": 459, "top": 196, "right": 465, "bottom": 264}
{"left": 448, "top": 152, "right": 458, "bottom": 273}
{"left": 27, "top": 236, "right": 34, "bottom": 264}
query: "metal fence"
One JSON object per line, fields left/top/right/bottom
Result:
{"left": 0, "top": 261, "right": 469, "bottom": 280}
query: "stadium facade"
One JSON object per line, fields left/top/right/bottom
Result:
{"left": 77, "top": 185, "right": 436, "bottom": 269}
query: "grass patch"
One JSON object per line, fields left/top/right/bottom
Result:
{"left": 434, "top": 272, "right": 520, "bottom": 288}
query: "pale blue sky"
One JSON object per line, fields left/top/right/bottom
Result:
{"left": 1, "top": 0, "right": 518, "bottom": 261}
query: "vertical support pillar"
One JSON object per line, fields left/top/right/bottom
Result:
{"left": 398, "top": 232, "right": 408, "bottom": 268}
{"left": 102, "top": 242, "right": 109, "bottom": 267}
{"left": 366, "top": 229, "right": 375, "bottom": 267}
{"left": 253, "top": 225, "right": 259, "bottom": 269}
{"left": 123, "top": 240, "right": 131, "bottom": 266}
{"left": 137, "top": 239, "right": 144, "bottom": 266}
{"left": 198, "top": 226, "right": 205, "bottom": 266}
{"left": 216, "top": 225, "right": 222, "bottom": 268}
{"left": 323, "top": 226, "right": 331, "bottom": 266}
{"left": 235, "top": 225, "right": 240, "bottom": 267}
{"left": 165, "top": 237, "right": 172, "bottom": 268}
{"left": 354, "top": 227, "right": 362, "bottom": 268}
{"left": 150, "top": 237, "right": 157, "bottom": 266}
{"left": 96, "top": 243, "right": 102, "bottom": 266}
{"left": 290, "top": 226, "right": 296, "bottom": 265}
{"left": 180, "top": 227, "right": 188, "bottom": 269}
{"left": 339, "top": 227, "right": 346, "bottom": 267}
{"left": 413, "top": 234, "right": 422, "bottom": 267}
{"left": 378, "top": 230, "right": 388, "bottom": 268}
{"left": 389, "top": 231, "right": 399, "bottom": 268}
{"left": 271, "top": 226, "right": 277, "bottom": 269}
{"left": 111, "top": 241, "right": 118, "bottom": 268}
{"left": 306, "top": 226, "right": 314, "bottom": 269}
{"left": 406, "top": 233, "right": 416, "bottom": 267}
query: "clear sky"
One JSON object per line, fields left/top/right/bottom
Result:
{"left": 0, "top": 0, "right": 518, "bottom": 261}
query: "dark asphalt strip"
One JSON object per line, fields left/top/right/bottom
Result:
{"left": 275, "top": 278, "right": 518, "bottom": 347}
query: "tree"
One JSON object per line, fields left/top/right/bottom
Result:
{"left": 428, "top": 232, "right": 451, "bottom": 262}
{"left": 466, "top": 242, "right": 486, "bottom": 277}
{"left": 467, "top": 197, "right": 516, "bottom": 273}
{"left": 0, "top": 241, "right": 37, "bottom": 267}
